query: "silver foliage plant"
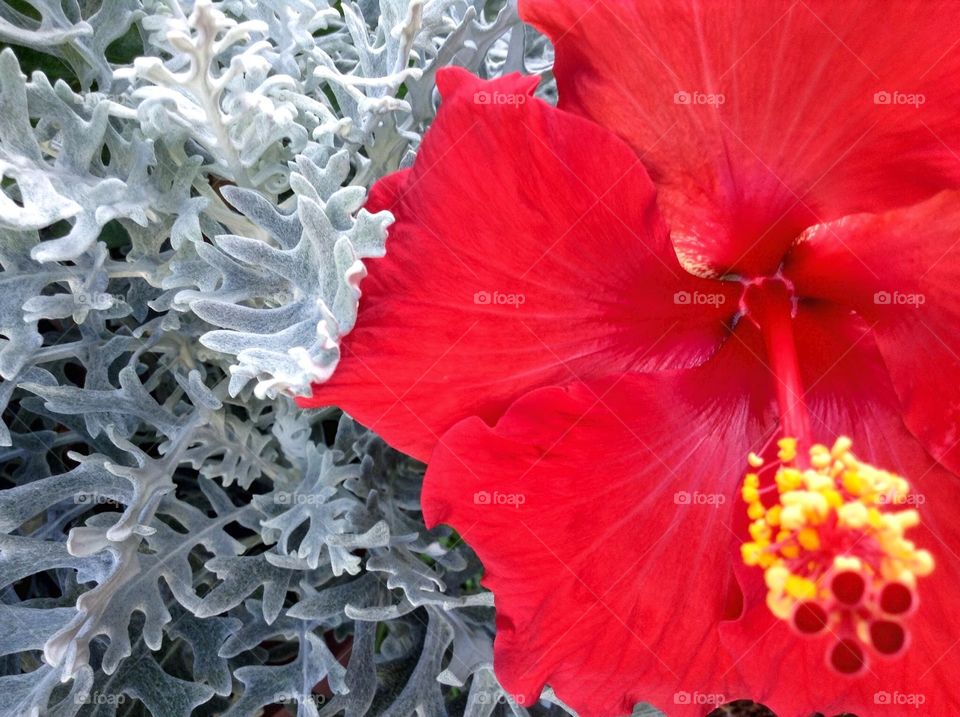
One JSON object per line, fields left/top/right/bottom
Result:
{"left": 0, "top": 0, "right": 582, "bottom": 715}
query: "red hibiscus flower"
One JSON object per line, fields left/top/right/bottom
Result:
{"left": 300, "top": 2, "right": 960, "bottom": 715}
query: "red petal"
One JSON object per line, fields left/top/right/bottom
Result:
{"left": 785, "top": 190, "right": 960, "bottom": 474}
{"left": 521, "top": 0, "right": 960, "bottom": 277}
{"left": 724, "top": 305, "right": 960, "bottom": 715}
{"left": 364, "top": 166, "right": 411, "bottom": 216}
{"left": 422, "top": 329, "right": 774, "bottom": 717}
{"left": 300, "top": 68, "right": 738, "bottom": 461}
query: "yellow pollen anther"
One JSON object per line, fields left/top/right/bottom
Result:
{"left": 785, "top": 574, "right": 817, "bottom": 600}
{"left": 778, "top": 504, "right": 806, "bottom": 531}
{"left": 798, "top": 528, "right": 820, "bottom": 551}
{"left": 810, "top": 451, "right": 832, "bottom": 470}
{"left": 837, "top": 501, "right": 869, "bottom": 529}
{"left": 781, "top": 542, "right": 800, "bottom": 559}
{"left": 775, "top": 467, "right": 802, "bottom": 492}
{"left": 777, "top": 437, "right": 797, "bottom": 463}
{"left": 833, "top": 555, "right": 863, "bottom": 573}
{"left": 740, "top": 436, "right": 934, "bottom": 672}
{"left": 912, "top": 550, "right": 935, "bottom": 576}
{"left": 765, "top": 565, "right": 790, "bottom": 591}
{"left": 749, "top": 521, "right": 771, "bottom": 542}
{"left": 803, "top": 470, "right": 834, "bottom": 492}
{"left": 741, "top": 543, "right": 762, "bottom": 566}
{"left": 822, "top": 489, "right": 844, "bottom": 509}
{"left": 842, "top": 471, "right": 865, "bottom": 496}
{"left": 831, "top": 436, "right": 853, "bottom": 458}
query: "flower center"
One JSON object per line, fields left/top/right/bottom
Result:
{"left": 738, "top": 276, "right": 934, "bottom": 674}
{"left": 741, "top": 437, "right": 934, "bottom": 675}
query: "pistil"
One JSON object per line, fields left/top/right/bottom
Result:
{"left": 742, "top": 277, "right": 811, "bottom": 455}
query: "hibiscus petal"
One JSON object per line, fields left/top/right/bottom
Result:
{"left": 724, "top": 304, "right": 960, "bottom": 715}
{"left": 299, "top": 68, "right": 738, "bottom": 461}
{"left": 422, "top": 329, "right": 775, "bottom": 717}
{"left": 521, "top": 0, "right": 960, "bottom": 277}
{"left": 784, "top": 190, "right": 960, "bottom": 474}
